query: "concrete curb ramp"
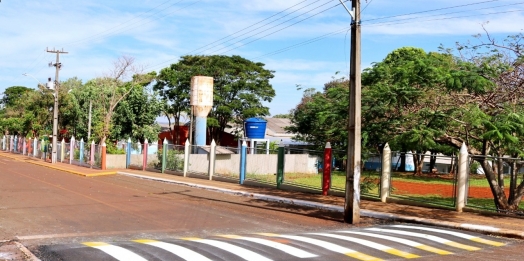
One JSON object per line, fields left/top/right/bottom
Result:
{"left": 118, "top": 171, "right": 524, "bottom": 240}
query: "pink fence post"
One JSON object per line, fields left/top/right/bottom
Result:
{"left": 322, "top": 142, "right": 332, "bottom": 196}
{"left": 142, "top": 139, "right": 148, "bottom": 171}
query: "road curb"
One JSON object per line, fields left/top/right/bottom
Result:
{"left": 0, "top": 152, "right": 116, "bottom": 177}
{"left": 25, "top": 160, "right": 117, "bottom": 177}
{"left": 118, "top": 171, "right": 524, "bottom": 240}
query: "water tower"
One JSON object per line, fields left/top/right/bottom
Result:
{"left": 190, "top": 76, "right": 214, "bottom": 146}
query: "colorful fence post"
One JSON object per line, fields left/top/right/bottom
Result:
{"left": 142, "top": 139, "right": 148, "bottom": 171}
{"left": 14, "top": 135, "right": 18, "bottom": 153}
{"left": 126, "top": 138, "right": 131, "bottom": 169}
{"left": 22, "top": 138, "right": 27, "bottom": 155}
{"left": 161, "top": 138, "right": 167, "bottom": 173}
{"left": 456, "top": 143, "right": 468, "bottom": 212}
{"left": 322, "top": 142, "right": 332, "bottom": 196}
{"left": 380, "top": 143, "right": 391, "bottom": 202}
{"left": 60, "top": 138, "right": 65, "bottom": 162}
{"left": 183, "top": 139, "right": 190, "bottom": 177}
{"left": 239, "top": 141, "right": 247, "bottom": 185}
{"left": 208, "top": 139, "right": 216, "bottom": 180}
{"left": 276, "top": 144, "right": 285, "bottom": 189}
{"left": 2, "top": 135, "right": 5, "bottom": 151}
{"left": 10, "top": 135, "right": 14, "bottom": 152}
{"left": 101, "top": 142, "right": 107, "bottom": 170}
{"left": 69, "top": 136, "right": 75, "bottom": 164}
{"left": 79, "top": 138, "right": 84, "bottom": 164}
{"left": 33, "top": 138, "right": 38, "bottom": 157}
{"left": 90, "top": 141, "right": 95, "bottom": 167}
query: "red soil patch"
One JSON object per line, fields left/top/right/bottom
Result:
{"left": 391, "top": 180, "right": 506, "bottom": 199}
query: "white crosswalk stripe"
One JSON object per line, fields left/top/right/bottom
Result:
{"left": 339, "top": 230, "right": 453, "bottom": 255}
{"left": 83, "top": 242, "right": 147, "bottom": 261}
{"left": 259, "top": 233, "right": 382, "bottom": 261}
{"left": 133, "top": 239, "right": 213, "bottom": 261}
{"left": 219, "top": 235, "right": 317, "bottom": 258}
{"left": 310, "top": 232, "right": 419, "bottom": 259}
{"left": 390, "top": 225, "right": 505, "bottom": 246}
{"left": 183, "top": 237, "right": 272, "bottom": 261}
{"left": 366, "top": 228, "right": 481, "bottom": 251}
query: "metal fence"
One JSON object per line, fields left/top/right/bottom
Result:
{"left": 466, "top": 155, "right": 524, "bottom": 215}
{"left": 388, "top": 152, "right": 458, "bottom": 208}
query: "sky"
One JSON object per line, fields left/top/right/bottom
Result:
{"left": 1, "top": 0, "right": 523, "bottom": 119}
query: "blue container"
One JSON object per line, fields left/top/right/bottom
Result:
{"left": 244, "top": 118, "right": 267, "bottom": 139}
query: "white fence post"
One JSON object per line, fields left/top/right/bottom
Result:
{"left": 456, "top": 143, "right": 468, "bottom": 212}
{"left": 380, "top": 143, "right": 391, "bottom": 203}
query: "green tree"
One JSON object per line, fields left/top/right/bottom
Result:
{"left": 155, "top": 55, "right": 275, "bottom": 144}
{"left": 111, "top": 85, "right": 163, "bottom": 142}
{"left": 287, "top": 78, "right": 349, "bottom": 161}
{"left": 362, "top": 47, "right": 456, "bottom": 174}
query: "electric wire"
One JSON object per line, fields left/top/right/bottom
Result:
{"left": 194, "top": 0, "right": 334, "bottom": 55}
{"left": 253, "top": 2, "right": 524, "bottom": 60}
{"left": 186, "top": 0, "right": 314, "bottom": 55}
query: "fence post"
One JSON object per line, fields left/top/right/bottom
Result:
{"left": 208, "top": 139, "right": 216, "bottom": 180}
{"left": 183, "top": 139, "right": 190, "bottom": 177}
{"left": 276, "top": 144, "right": 285, "bottom": 189}
{"left": 69, "top": 136, "right": 75, "bottom": 164}
{"left": 126, "top": 138, "right": 131, "bottom": 169}
{"left": 456, "top": 143, "right": 468, "bottom": 212}
{"left": 101, "top": 142, "right": 107, "bottom": 170}
{"left": 27, "top": 138, "right": 32, "bottom": 155}
{"left": 10, "top": 135, "right": 14, "bottom": 152}
{"left": 162, "top": 138, "right": 167, "bottom": 173}
{"left": 33, "top": 138, "right": 38, "bottom": 157}
{"left": 142, "top": 139, "right": 148, "bottom": 171}
{"left": 239, "top": 141, "right": 247, "bottom": 185}
{"left": 14, "top": 135, "right": 18, "bottom": 153}
{"left": 1, "top": 135, "right": 5, "bottom": 151}
{"left": 22, "top": 138, "right": 27, "bottom": 155}
{"left": 60, "top": 138, "right": 65, "bottom": 162}
{"left": 322, "top": 142, "right": 332, "bottom": 196}
{"left": 90, "top": 141, "right": 95, "bottom": 167}
{"left": 79, "top": 138, "right": 84, "bottom": 164}
{"left": 380, "top": 143, "right": 391, "bottom": 202}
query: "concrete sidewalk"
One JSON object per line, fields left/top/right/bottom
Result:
{"left": 2, "top": 151, "right": 523, "bottom": 240}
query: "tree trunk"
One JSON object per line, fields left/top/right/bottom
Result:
{"left": 429, "top": 151, "right": 437, "bottom": 172}
{"left": 414, "top": 153, "right": 425, "bottom": 175}
{"left": 399, "top": 152, "right": 406, "bottom": 172}
{"left": 479, "top": 158, "right": 510, "bottom": 210}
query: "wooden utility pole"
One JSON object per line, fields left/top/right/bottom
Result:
{"left": 339, "top": 0, "right": 361, "bottom": 224}
{"left": 46, "top": 48, "right": 68, "bottom": 164}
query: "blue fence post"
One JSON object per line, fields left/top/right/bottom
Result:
{"left": 126, "top": 138, "right": 131, "bottom": 169}
{"left": 14, "top": 135, "right": 18, "bottom": 153}
{"left": 239, "top": 141, "right": 247, "bottom": 185}
{"left": 79, "top": 138, "right": 85, "bottom": 164}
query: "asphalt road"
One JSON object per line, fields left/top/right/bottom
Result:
{"left": 1, "top": 156, "right": 523, "bottom": 261}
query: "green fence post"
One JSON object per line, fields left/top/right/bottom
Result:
{"left": 162, "top": 138, "right": 167, "bottom": 173}
{"left": 276, "top": 144, "right": 285, "bottom": 189}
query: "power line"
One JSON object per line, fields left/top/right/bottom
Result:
{"left": 210, "top": 1, "right": 341, "bottom": 55}
{"left": 363, "top": 0, "right": 500, "bottom": 23}
{"left": 146, "top": 0, "right": 346, "bottom": 70}
{"left": 253, "top": 4, "right": 524, "bottom": 60}
{"left": 186, "top": 0, "right": 315, "bottom": 55}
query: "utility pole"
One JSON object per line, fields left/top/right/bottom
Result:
{"left": 46, "top": 48, "right": 68, "bottom": 164}
{"left": 339, "top": 0, "right": 361, "bottom": 224}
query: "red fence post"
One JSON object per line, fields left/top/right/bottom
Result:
{"left": 322, "top": 142, "right": 332, "bottom": 196}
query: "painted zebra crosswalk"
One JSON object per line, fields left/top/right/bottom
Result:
{"left": 47, "top": 225, "right": 506, "bottom": 261}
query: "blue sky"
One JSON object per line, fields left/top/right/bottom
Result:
{"left": 1, "top": 0, "right": 523, "bottom": 118}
